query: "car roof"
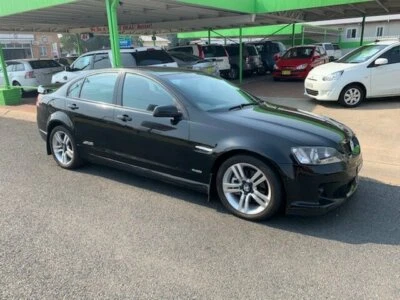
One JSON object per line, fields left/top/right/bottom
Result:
{"left": 6, "top": 58, "right": 56, "bottom": 62}
{"left": 78, "top": 47, "right": 164, "bottom": 55}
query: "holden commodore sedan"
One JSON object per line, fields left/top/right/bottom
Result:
{"left": 37, "top": 68, "right": 362, "bottom": 221}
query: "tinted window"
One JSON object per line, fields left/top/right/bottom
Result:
{"left": 121, "top": 53, "right": 137, "bottom": 67}
{"left": 80, "top": 73, "right": 118, "bottom": 104}
{"left": 132, "top": 50, "right": 174, "bottom": 66}
{"left": 93, "top": 53, "right": 112, "bottom": 69}
{"left": 14, "top": 63, "right": 25, "bottom": 71}
{"left": 29, "top": 60, "right": 60, "bottom": 69}
{"left": 122, "top": 73, "right": 174, "bottom": 111}
{"left": 166, "top": 73, "right": 257, "bottom": 112}
{"left": 379, "top": 46, "right": 400, "bottom": 64}
{"left": 333, "top": 44, "right": 340, "bottom": 50}
{"left": 168, "top": 52, "right": 200, "bottom": 62}
{"left": 171, "top": 47, "right": 193, "bottom": 54}
{"left": 67, "top": 78, "right": 84, "bottom": 98}
{"left": 203, "top": 45, "right": 226, "bottom": 57}
{"left": 71, "top": 55, "right": 93, "bottom": 71}
{"left": 283, "top": 47, "right": 314, "bottom": 59}
{"left": 246, "top": 45, "right": 258, "bottom": 56}
{"left": 271, "top": 43, "right": 280, "bottom": 53}
{"left": 225, "top": 46, "right": 240, "bottom": 56}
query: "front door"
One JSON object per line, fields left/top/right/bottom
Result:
{"left": 65, "top": 72, "right": 119, "bottom": 158}
{"left": 369, "top": 45, "right": 400, "bottom": 97}
{"left": 111, "top": 72, "right": 192, "bottom": 179}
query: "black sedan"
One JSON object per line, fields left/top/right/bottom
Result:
{"left": 37, "top": 68, "right": 362, "bottom": 221}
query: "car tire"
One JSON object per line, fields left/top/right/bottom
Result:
{"left": 338, "top": 84, "right": 365, "bottom": 107}
{"left": 216, "top": 155, "right": 282, "bottom": 221}
{"left": 228, "top": 66, "right": 239, "bottom": 80}
{"left": 49, "top": 125, "right": 82, "bottom": 169}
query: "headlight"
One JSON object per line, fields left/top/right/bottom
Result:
{"left": 291, "top": 147, "right": 344, "bottom": 165}
{"left": 296, "top": 63, "right": 308, "bottom": 70}
{"left": 322, "top": 70, "right": 344, "bottom": 81}
{"left": 273, "top": 64, "right": 279, "bottom": 70}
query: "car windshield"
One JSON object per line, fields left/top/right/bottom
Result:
{"left": 282, "top": 47, "right": 314, "bottom": 59}
{"left": 165, "top": 73, "right": 259, "bottom": 112}
{"left": 336, "top": 45, "right": 387, "bottom": 63}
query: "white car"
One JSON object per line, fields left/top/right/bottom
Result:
{"left": 52, "top": 47, "right": 178, "bottom": 84}
{"left": 315, "top": 43, "right": 336, "bottom": 61}
{"left": 305, "top": 40, "right": 400, "bottom": 107}
{"left": 0, "top": 59, "right": 63, "bottom": 92}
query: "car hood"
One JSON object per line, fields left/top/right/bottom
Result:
{"left": 308, "top": 62, "right": 357, "bottom": 76}
{"left": 277, "top": 58, "right": 311, "bottom": 67}
{"left": 216, "top": 103, "right": 353, "bottom": 147}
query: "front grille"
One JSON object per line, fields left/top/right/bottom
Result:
{"left": 306, "top": 88, "right": 318, "bottom": 96}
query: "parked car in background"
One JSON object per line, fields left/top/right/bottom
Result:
{"left": 273, "top": 45, "right": 329, "bottom": 80}
{"left": 51, "top": 47, "right": 177, "bottom": 83}
{"left": 167, "top": 51, "right": 219, "bottom": 76}
{"left": 305, "top": 40, "right": 400, "bottom": 107}
{"left": 55, "top": 56, "right": 78, "bottom": 67}
{"left": 0, "top": 59, "right": 63, "bottom": 93}
{"left": 315, "top": 43, "right": 335, "bottom": 61}
{"left": 168, "top": 44, "right": 230, "bottom": 77}
{"left": 224, "top": 43, "right": 264, "bottom": 79}
{"left": 333, "top": 44, "right": 342, "bottom": 60}
{"left": 37, "top": 68, "right": 362, "bottom": 221}
{"left": 251, "top": 40, "right": 286, "bottom": 73}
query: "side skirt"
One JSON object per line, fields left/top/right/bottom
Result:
{"left": 86, "top": 153, "right": 209, "bottom": 195}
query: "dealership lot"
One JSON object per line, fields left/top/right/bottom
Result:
{"left": 0, "top": 76, "right": 399, "bottom": 298}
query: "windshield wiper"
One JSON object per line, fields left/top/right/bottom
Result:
{"left": 228, "top": 103, "right": 258, "bottom": 111}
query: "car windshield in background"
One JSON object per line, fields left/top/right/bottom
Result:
{"left": 29, "top": 60, "right": 61, "bottom": 69}
{"left": 283, "top": 47, "right": 314, "bottom": 59}
{"left": 203, "top": 45, "right": 226, "bottom": 57}
{"left": 336, "top": 45, "right": 387, "bottom": 63}
{"left": 169, "top": 52, "right": 200, "bottom": 62}
{"left": 165, "top": 73, "right": 258, "bottom": 112}
{"left": 124, "top": 50, "right": 174, "bottom": 66}
{"left": 246, "top": 46, "right": 258, "bottom": 56}
{"left": 225, "top": 46, "right": 240, "bottom": 56}
{"left": 324, "top": 44, "right": 334, "bottom": 50}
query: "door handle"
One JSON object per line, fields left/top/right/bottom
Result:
{"left": 67, "top": 103, "right": 79, "bottom": 110}
{"left": 117, "top": 114, "right": 132, "bottom": 122}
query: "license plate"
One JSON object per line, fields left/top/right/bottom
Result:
{"left": 282, "top": 70, "right": 291, "bottom": 75}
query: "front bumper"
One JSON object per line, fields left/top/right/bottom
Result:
{"left": 273, "top": 69, "right": 309, "bottom": 80}
{"left": 304, "top": 78, "right": 342, "bottom": 101}
{"left": 280, "top": 153, "right": 363, "bottom": 216}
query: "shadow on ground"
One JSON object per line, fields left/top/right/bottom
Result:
{"left": 77, "top": 164, "right": 400, "bottom": 246}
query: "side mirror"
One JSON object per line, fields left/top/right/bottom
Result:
{"left": 64, "top": 65, "right": 71, "bottom": 71}
{"left": 374, "top": 58, "right": 388, "bottom": 66}
{"left": 153, "top": 105, "right": 182, "bottom": 118}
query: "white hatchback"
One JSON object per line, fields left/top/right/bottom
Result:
{"left": 305, "top": 40, "right": 400, "bottom": 107}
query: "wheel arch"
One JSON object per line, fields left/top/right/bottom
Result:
{"left": 46, "top": 112, "right": 74, "bottom": 155}
{"left": 341, "top": 82, "right": 367, "bottom": 98}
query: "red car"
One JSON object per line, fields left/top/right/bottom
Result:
{"left": 272, "top": 45, "right": 329, "bottom": 80}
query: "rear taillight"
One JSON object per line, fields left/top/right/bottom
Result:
{"left": 25, "top": 71, "right": 35, "bottom": 79}
{"left": 198, "top": 46, "right": 205, "bottom": 59}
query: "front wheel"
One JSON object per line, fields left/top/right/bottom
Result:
{"left": 216, "top": 155, "right": 282, "bottom": 221}
{"left": 339, "top": 84, "right": 365, "bottom": 107}
{"left": 49, "top": 126, "right": 82, "bottom": 169}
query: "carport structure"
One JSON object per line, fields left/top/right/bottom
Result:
{"left": 1, "top": 0, "right": 400, "bottom": 104}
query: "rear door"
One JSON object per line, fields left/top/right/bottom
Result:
{"left": 65, "top": 72, "right": 119, "bottom": 158}
{"left": 28, "top": 60, "right": 63, "bottom": 85}
{"left": 111, "top": 72, "right": 191, "bottom": 178}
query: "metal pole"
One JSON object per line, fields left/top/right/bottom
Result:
{"left": 324, "top": 29, "right": 327, "bottom": 42}
{"left": 292, "top": 23, "right": 296, "bottom": 47}
{"left": 301, "top": 26, "right": 305, "bottom": 45}
{"left": 239, "top": 27, "right": 243, "bottom": 84}
{"left": 106, "top": 0, "right": 121, "bottom": 67}
{"left": 360, "top": 15, "right": 366, "bottom": 46}
{"left": 0, "top": 45, "right": 10, "bottom": 89}
{"left": 208, "top": 28, "right": 211, "bottom": 45}
{"left": 75, "top": 33, "right": 82, "bottom": 55}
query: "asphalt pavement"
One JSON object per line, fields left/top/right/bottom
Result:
{"left": 0, "top": 117, "right": 399, "bottom": 299}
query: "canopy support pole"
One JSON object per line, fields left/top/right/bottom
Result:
{"left": 208, "top": 28, "right": 211, "bottom": 44}
{"left": 0, "top": 45, "right": 10, "bottom": 89}
{"left": 106, "top": 0, "right": 121, "bottom": 67}
{"left": 239, "top": 27, "right": 243, "bottom": 84}
{"left": 360, "top": 15, "right": 366, "bottom": 46}
{"left": 291, "top": 23, "right": 296, "bottom": 47}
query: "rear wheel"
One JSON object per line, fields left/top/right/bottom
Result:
{"left": 339, "top": 84, "right": 365, "bottom": 107}
{"left": 228, "top": 66, "right": 239, "bottom": 80}
{"left": 12, "top": 81, "right": 24, "bottom": 96}
{"left": 49, "top": 126, "right": 82, "bottom": 169}
{"left": 216, "top": 155, "right": 282, "bottom": 221}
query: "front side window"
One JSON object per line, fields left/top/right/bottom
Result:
{"left": 79, "top": 73, "right": 118, "bottom": 104}
{"left": 71, "top": 55, "right": 93, "bottom": 71}
{"left": 93, "top": 53, "right": 112, "bottom": 69}
{"left": 337, "top": 45, "right": 387, "bottom": 64}
{"left": 122, "top": 73, "right": 175, "bottom": 111}
{"left": 379, "top": 46, "right": 400, "bottom": 65}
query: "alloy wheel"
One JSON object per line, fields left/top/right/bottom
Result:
{"left": 343, "top": 88, "right": 361, "bottom": 106}
{"left": 222, "top": 163, "right": 271, "bottom": 215}
{"left": 52, "top": 130, "right": 74, "bottom": 167}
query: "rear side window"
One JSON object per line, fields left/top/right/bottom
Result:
{"left": 203, "top": 45, "right": 226, "bottom": 57}
{"left": 14, "top": 63, "right": 25, "bottom": 71}
{"left": 132, "top": 50, "right": 174, "bottom": 66}
{"left": 93, "top": 53, "right": 112, "bottom": 69}
{"left": 29, "top": 60, "right": 60, "bottom": 69}
{"left": 80, "top": 73, "right": 118, "bottom": 104}
{"left": 246, "top": 46, "right": 258, "bottom": 56}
